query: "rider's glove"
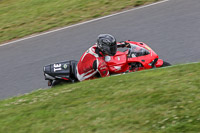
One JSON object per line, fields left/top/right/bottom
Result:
{"left": 118, "top": 41, "right": 131, "bottom": 48}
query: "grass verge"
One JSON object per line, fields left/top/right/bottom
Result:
{"left": 0, "top": 62, "right": 200, "bottom": 132}
{"left": 0, "top": 0, "right": 159, "bottom": 44}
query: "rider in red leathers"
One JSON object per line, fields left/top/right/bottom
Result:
{"left": 76, "top": 34, "right": 129, "bottom": 81}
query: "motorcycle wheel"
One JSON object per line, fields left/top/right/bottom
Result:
{"left": 161, "top": 61, "right": 171, "bottom": 67}
{"left": 52, "top": 80, "right": 61, "bottom": 86}
{"left": 51, "top": 79, "right": 74, "bottom": 87}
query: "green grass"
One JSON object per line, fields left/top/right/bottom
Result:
{"left": 0, "top": 0, "right": 159, "bottom": 44}
{"left": 0, "top": 62, "right": 200, "bottom": 133}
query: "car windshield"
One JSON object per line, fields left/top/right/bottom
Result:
{"left": 128, "top": 44, "right": 150, "bottom": 57}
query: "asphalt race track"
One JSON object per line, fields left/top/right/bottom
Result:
{"left": 0, "top": 0, "right": 200, "bottom": 99}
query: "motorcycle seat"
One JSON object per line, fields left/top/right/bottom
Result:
{"left": 70, "top": 60, "right": 78, "bottom": 79}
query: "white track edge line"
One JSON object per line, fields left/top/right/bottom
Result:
{"left": 0, "top": 0, "right": 170, "bottom": 47}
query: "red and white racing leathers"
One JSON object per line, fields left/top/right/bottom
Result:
{"left": 76, "top": 44, "right": 110, "bottom": 81}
